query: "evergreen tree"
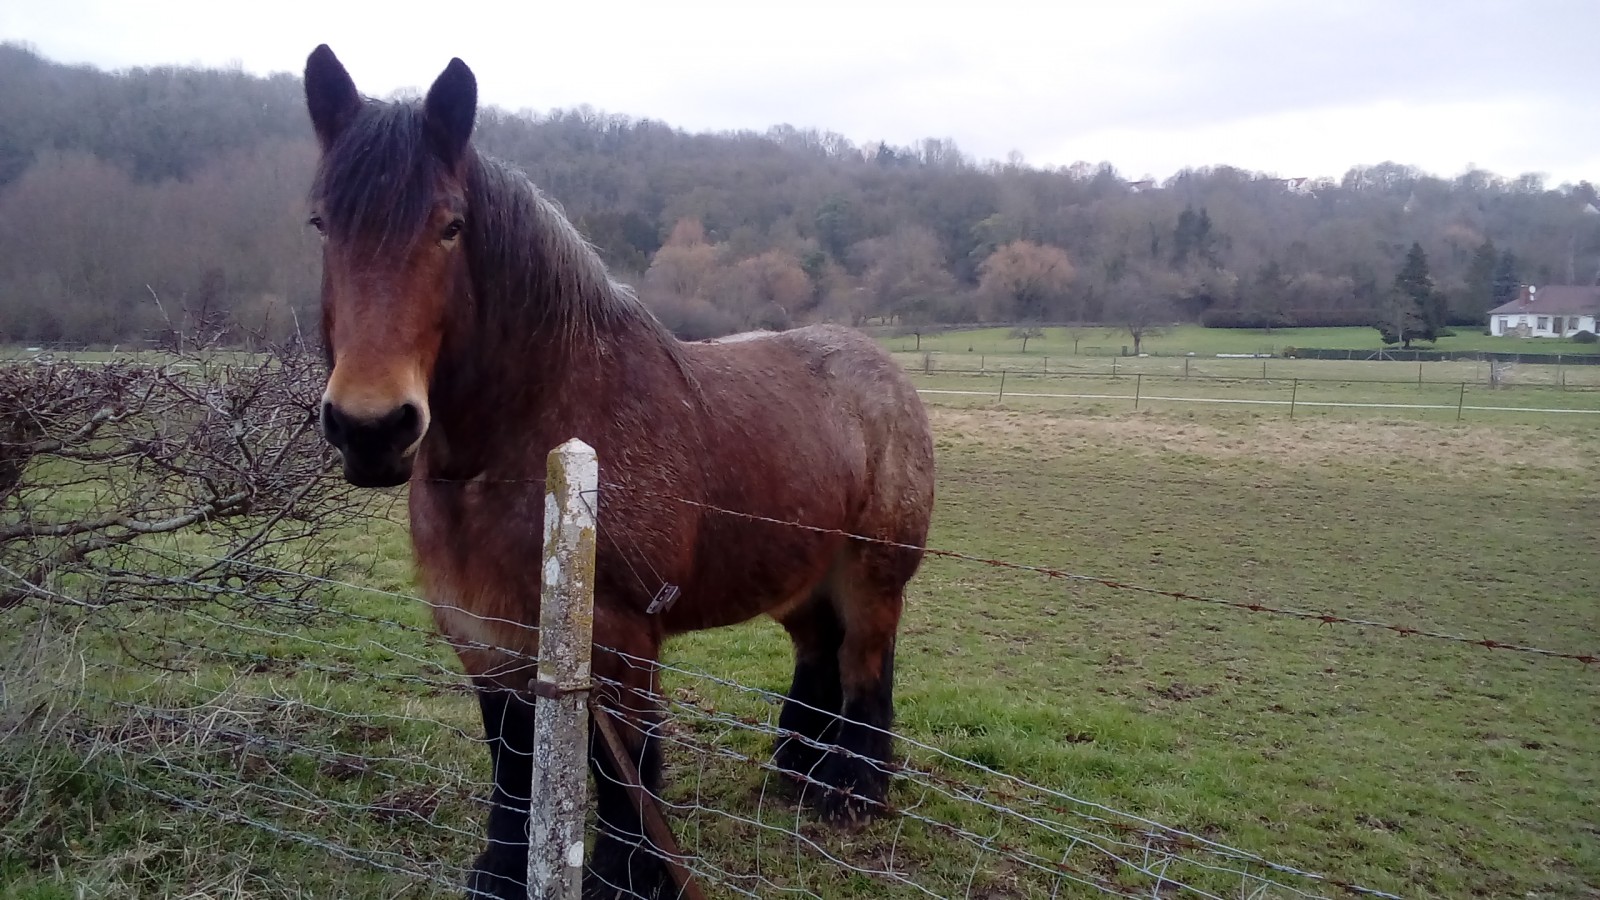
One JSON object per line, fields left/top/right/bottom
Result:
{"left": 1376, "top": 242, "right": 1444, "bottom": 348}
{"left": 1461, "top": 239, "right": 1498, "bottom": 321}
{"left": 1248, "top": 261, "right": 1291, "bottom": 332}
{"left": 1492, "top": 250, "right": 1522, "bottom": 308}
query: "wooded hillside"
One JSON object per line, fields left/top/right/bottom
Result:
{"left": 3, "top": 42, "right": 1596, "bottom": 345}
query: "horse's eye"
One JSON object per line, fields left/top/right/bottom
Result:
{"left": 308, "top": 215, "right": 326, "bottom": 234}
{"left": 442, "top": 218, "right": 464, "bottom": 242}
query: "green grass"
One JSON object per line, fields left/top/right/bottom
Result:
{"left": 882, "top": 324, "right": 1600, "bottom": 359}
{"left": 3, "top": 401, "right": 1598, "bottom": 897}
{"left": 903, "top": 370, "right": 1600, "bottom": 423}
{"left": 893, "top": 350, "right": 1600, "bottom": 390}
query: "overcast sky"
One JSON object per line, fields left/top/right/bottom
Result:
{"left": 6, "top": 0, "right": 1598, "bottom": 185}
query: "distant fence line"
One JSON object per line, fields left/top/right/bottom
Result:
{"left": 899, "top": 346, "right": 1600, "bottom": 367}
{"left": 1284, "top": 347, "right": 1600, "bottom": 365}
{"left": 917, "top": 386, "right": 1600, "bottom": 418}
{"left": 907, "top": 367, "right": 1600, "bottom": 420}
{"left": 906, "top": 359, "right": 1600, "bottom": 391}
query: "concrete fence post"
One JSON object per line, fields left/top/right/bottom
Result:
{"left": 528, "top": 438, "right": 599, "bottom": 900}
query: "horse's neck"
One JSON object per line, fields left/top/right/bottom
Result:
{"left": 425, "top": 304, "right": 681, "bottom": 480}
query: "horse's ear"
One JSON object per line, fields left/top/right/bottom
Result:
{"left": 424, "top": 58, "right": 477, "bottom": 168}
{"left": 304, "top": 44, "right": 362, "bottom": 151}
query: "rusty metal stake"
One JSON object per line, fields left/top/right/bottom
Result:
{"left": 592, "top": 708, "right": 707, "bottom": 900}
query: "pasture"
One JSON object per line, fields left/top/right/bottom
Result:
{"left": 3, "top": 387, "right": 1596, "bottom": 898}
{"left": 879, "top": 324, "right": 1600, "bottom": 359}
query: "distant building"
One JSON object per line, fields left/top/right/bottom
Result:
{"left": 1487, "top": 285, "right": 1600, "bottom": 338}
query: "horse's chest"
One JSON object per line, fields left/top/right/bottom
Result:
{"left": 409, "top": 481, "right": 545, "bottom": 666}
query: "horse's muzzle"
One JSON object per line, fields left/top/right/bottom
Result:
{"left": 321, "top": 401, "right": 423, "bottom": 488}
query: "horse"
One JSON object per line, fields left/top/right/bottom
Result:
{"left": 301, "top": 45, "right": 936, "bottom": 899}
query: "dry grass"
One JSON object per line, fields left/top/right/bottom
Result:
{"left": 929, "top": 407, "right": 1596, "bottom": 474}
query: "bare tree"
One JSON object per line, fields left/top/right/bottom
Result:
{"left": 642, "top": 222, "right": 722, "bottom": 303}
{"left": 720, "top": 250, "right": 813, "bottom": 329}
{"left": 1109, "top": 290, "right": 1174, "bottom": 356}
{"left": 978, "top": 241, "right": 1076, "bottom": 322}
{"left": 1008, "top": 325, "right": 1044, "bottom": 352}
{"left": 852, "top": 227, "right": 959, "bottom": 326}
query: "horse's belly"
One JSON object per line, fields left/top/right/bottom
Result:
{"left": 659, "top": 527, "right": 843, "bottom": 634}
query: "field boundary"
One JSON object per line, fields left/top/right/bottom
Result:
{"left": 917, "top": 387, "right": 1600, "bottom": 416}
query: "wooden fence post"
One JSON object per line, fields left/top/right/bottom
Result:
{"left": 997, "top": 369, "right": 1007, "bottom": 404}
{"left": 1290, "top": 378, "right": 1298, "bottom": 419}
{"left": 528, "top": 438, "right": 599, "bottom": 900}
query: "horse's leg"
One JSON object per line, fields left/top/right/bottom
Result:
{"left": 466, "top": 678, "right": 537, "bottom": 899}
{"left": 584, "top": 615, "right": 672, "bottom": 900}
{"left": 773, "top": 593, "right": 845, "bottom": 787}
{"left": 816, "top": 564, "right": 904, "bottom": 826}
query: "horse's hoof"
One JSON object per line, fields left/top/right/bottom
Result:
{"left": 466, "top": 849, "right": 527, "bottom": 899}
{"left": 813, "top": 753, "right": 888, "bottom": 829}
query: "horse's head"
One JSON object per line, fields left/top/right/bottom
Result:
{"left": 303, "top": 45, "right": 477, "bottom": 487}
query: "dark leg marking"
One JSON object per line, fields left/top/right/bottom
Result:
{"left": 774, "top": 595, "right": 846, "bottom": 790}
{"left": 818, "top": 638, "right": 896, "bottom": 826}
{"left": 467, "top": 681, "right": 536, "bottom": 899}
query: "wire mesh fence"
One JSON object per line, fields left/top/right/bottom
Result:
{"left": 13, "top": 481, "right": 1591, "bottom": 898}
{"left": 3, "top": 564, "right": 1412, "bottom": 900}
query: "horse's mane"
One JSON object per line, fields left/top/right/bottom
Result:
{"left": 463, "top": 155, "right": 681, "bottom": 355}
{"left": 312, "top": 99, "right": 692, "bottom": 375}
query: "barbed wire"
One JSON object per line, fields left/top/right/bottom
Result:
{"left": 624, "top": 487, "right": 1596, "bottom": 667}
{"left": 231, "top": 470, "right": 1598, "bottom": 668}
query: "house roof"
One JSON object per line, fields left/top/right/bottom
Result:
{"left": 1487, "top": 285, "right": 1600, "bottom": 316}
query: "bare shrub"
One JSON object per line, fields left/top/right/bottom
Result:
{"left": 0, "top": 340, "right": 375, "bottom": 615}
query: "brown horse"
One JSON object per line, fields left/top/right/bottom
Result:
{"left": 302, "top": 46, "right": 935, "bottom": 899}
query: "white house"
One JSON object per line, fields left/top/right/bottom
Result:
{"left": 1487, "top": 285, "right": 1600, "bottom": 338}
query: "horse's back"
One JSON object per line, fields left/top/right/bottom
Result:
{"left": 687, "top": 324, "right": 935, "bottom": 547}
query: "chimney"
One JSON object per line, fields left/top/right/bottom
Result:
{"left": 1522, "top": 285, "right": 1535, "bottom": 307}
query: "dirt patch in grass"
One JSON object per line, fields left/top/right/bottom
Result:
{"left": 930, "top": 407, "right": 1593, "bottom": 473}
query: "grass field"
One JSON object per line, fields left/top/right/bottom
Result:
{"left": 891, "top": 351, "right": 1600, "bottom": 391}
{"left": 3, "top": 387, "right": 1599, "bottom": 897}
{"left": 903, "top": 371, "right": 1600, "bottom": 423}
{"left": 881, "top": 325, "right": 1600, "bottom": 359}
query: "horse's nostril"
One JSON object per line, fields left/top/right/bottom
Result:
{"left": 379, "top": 403, "right": 423, "bottom": 445}
{"left": 322, "top": 401, "right": 344, "bottom": 440}
{"left": 395, "top": 402, "right": 420, "bottom": 434}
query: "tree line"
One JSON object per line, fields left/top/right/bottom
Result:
{"left": 2, "top": 42, "right": 1596, "bottom": 347}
